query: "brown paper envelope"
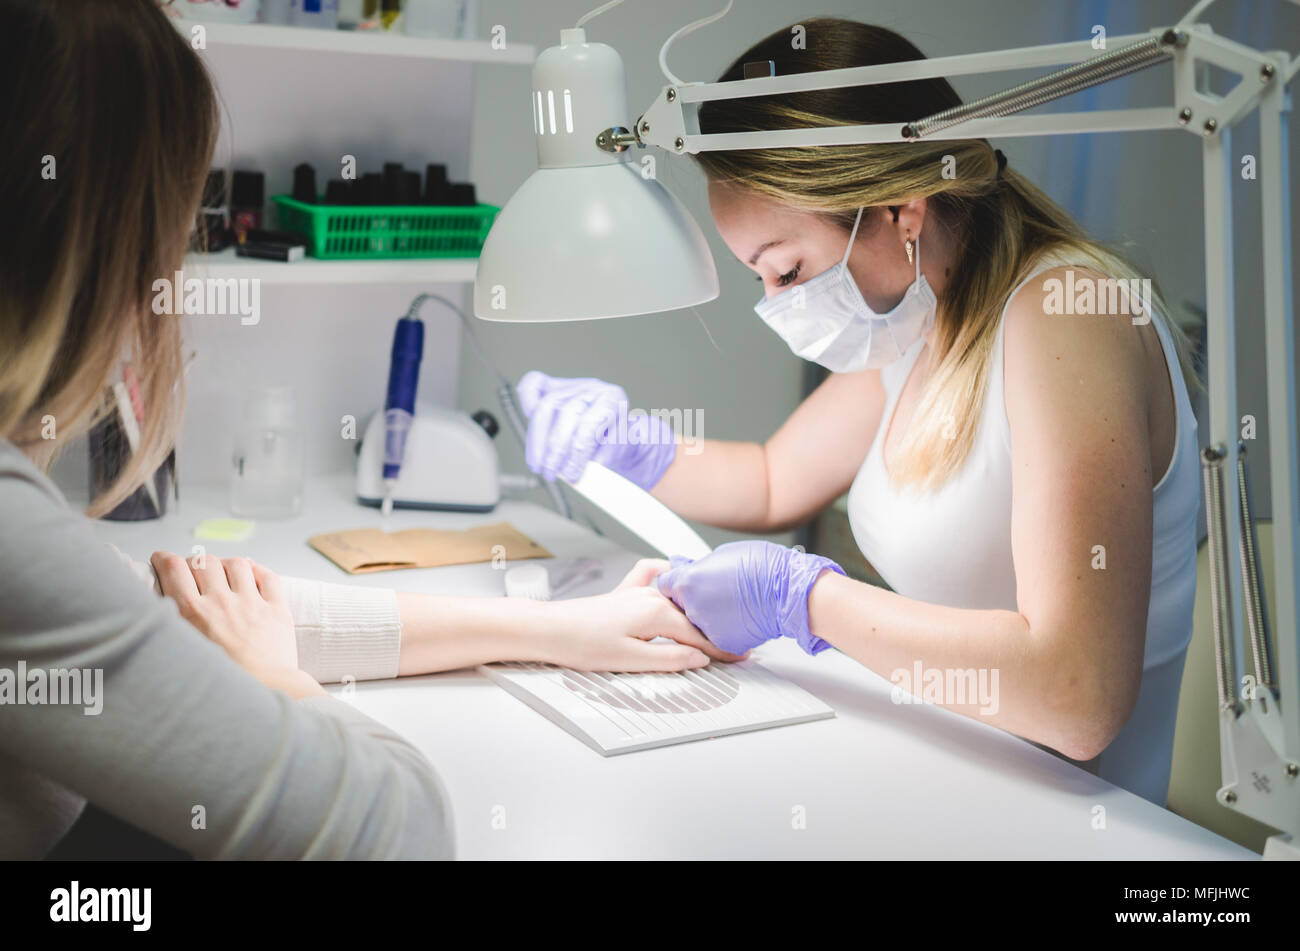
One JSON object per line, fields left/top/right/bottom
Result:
{"left": 308, "top": 529, "right": 422, "bottom": 573}
{"left": 309, "top": 522, "right": 552, "bottom": 575}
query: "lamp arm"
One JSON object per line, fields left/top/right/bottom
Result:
{"left": 632, "top": 29, "right": 1173, "bottom": 155}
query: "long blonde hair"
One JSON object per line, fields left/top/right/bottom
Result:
{"left": 0, "top": 0, "right": 219, "bottom": 516}
{"left": 696, "top": 18, "right": 1199, "bottom": 492}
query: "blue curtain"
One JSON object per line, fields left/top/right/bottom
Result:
{"left": 1039, "top": 0, "right": 1137, "bottom": 237}
{"left": 1043, "top": 0, "right": 1278, "bottom": 236}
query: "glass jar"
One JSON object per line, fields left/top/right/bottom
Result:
{"left": 231, "top": 385, "right": 305, "bottom": 519}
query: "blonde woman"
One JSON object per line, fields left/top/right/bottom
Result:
{"left": 0, "top": 0, "right": 727, "bottom": 860}
{"left": 518, "top": 18, "right": 1202, "bottom": 806}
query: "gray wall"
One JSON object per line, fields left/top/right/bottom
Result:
{"left": 461, "top": 0, "right": 1300, "bottom": 557}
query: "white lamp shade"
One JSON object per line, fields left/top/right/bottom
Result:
{"left": 473, "top": 27, "right": 718, "bottom": 322}
{"left": 473, "top": 162, "right": 719, "bottom": 321}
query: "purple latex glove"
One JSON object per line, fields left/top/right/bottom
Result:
{"left": 654, "top": 540, "right": 844, "bottom": 657}
{"left": 515, "top": 371, "right": 677, "bottom": 490}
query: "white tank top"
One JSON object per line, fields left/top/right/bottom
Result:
{"left": 846, "top": 258, "right": 1200, "bottom": 806}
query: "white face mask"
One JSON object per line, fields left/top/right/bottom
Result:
{"left": 754, "top": 206, "right": 937, "bottom": 373}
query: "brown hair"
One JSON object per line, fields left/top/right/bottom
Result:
{"left": 696, "top": 18, "right": 1197, "bottom": 491}
{"left": 0, "top": 0, "right": 219, "bottom": 515}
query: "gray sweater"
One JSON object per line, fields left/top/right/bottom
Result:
{"left": 0, "top": 439, "right": 453, "bottom": 859}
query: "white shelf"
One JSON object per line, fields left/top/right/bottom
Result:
{"left": 183, "top": 248, "right": 478, "bottom": 285}
{"left": 176, "top": 20, "right": 534, "bottom": 64}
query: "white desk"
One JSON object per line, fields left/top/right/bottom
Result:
{"left": 89, "top": 475, "right": 1255, "bottom": 859}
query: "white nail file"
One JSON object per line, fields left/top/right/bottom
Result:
{"left": 567, "top": 462, "right": 712, "bottom": 560}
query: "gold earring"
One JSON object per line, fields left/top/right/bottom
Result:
{"left": 905, "top": 239, "right": 914, "bottom": 265}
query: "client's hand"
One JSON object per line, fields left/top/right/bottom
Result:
{"left": 151, "top": 551, "right": 321, "bottom": 698}
{"left": 541, "top": 560, "right": 746, "bottom": 672}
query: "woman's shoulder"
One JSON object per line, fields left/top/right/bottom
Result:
{"left": 0, "top": 438, "right": 67, "bottom": 508}
{"left": 1000, "top": 262, "right": 1154, "bottom": 411}
{"left": 0, "top": 441, "right": 122, "bottom": 622}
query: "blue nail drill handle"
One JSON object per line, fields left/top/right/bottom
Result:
{"left": 382, "top": 316, "right": 424, "bottom": 480}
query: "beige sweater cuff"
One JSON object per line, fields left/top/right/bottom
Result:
{"left": 105, "top": 544, "right": 402, "bottom": 685}
{"left": 282, "top": 577, "right": 403, "bottom": 684}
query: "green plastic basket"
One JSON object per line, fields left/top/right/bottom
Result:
{"left": 272, "top": 195, "right": 498, "bottom": 260}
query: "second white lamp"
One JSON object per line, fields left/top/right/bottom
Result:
{"left": 473, "top": 28, "right": 719, "bottom": 322}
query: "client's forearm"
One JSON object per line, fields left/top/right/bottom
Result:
{"left": 395, "top": 591, "right": 557, "bottom": 675}
{"left": 115, "top": 543, "right": 565, "bottom": 681}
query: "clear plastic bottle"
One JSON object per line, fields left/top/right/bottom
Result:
{"left": 262, "top": 0, "right": 293, "bottom": 24}
{"left": 231, "top": 386, "right": 305, "bottom": 519}
{"left": 338, "top": 0, "right": 365, "bottom": 28}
